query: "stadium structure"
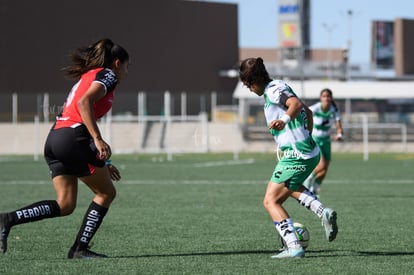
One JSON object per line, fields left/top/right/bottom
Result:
{"left": 0, "top": 0, "right": 414, "bottom": 155}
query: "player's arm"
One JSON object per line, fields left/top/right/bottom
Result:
{"left": 335, "top": 119, "right": 344, "bottom": 141}
{"left": 269, "top": 96, "right": 303, "bottom": 131}
{"left": 303, "top": 103, "right": 313, "bottom": 134}
{"left": 106, "top": 161, "right": 121, "bottom": 181}
{"left": 78, "top": 82, "right": 111, "bottom": 160}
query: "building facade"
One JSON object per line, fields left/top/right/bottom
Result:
{"left": 0, "top": 0, "right": 239, "bottom": 120}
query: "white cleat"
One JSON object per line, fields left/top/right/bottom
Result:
{"left": 322, "top": 208, "right": 338, "bottom": 242}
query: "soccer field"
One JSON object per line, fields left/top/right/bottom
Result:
{"left": 0, "top": 153, "right": 413, "bottom": 274}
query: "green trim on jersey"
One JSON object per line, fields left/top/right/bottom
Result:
{"left": 262, "top": 80, "right": 321, "bottom": 188}
{"left": 265, "top": 99, "right": 317, "bottom": 158}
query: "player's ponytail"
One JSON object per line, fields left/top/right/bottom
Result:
{"left": 63, "top": 38, "right": 129, "bottom": 79}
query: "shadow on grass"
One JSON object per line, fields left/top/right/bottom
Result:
{"left": 114, "top": 249, "right": 276, "bottom": 258}
{"left": 356, "top": 251, "right": 414, "bottom": 256}
{"left": 113, "top": 249, "right": 414, "bottom": 259}
{"left": 302, "top": 249, "right": 414, "bottom": 258}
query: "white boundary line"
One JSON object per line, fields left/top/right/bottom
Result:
{"left": 192, "top": 158, "right": 255, "bottom": 167}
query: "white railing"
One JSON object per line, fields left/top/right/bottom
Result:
{"left": 342, "top": 114, "right": 407, "bottom": 161}
{"left": 102, "top": 112, "right": 209, "bottom": 159}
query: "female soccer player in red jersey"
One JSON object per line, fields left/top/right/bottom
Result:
{"left": 0, "top": 38, "right": 129, "bottom": 259}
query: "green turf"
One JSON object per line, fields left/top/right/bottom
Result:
{"left": 0, "top": 153, "right": 413, "bottom": 274}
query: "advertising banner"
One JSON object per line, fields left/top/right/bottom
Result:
{"left": 372, "top": 21, "right": 394, "bottom": 68}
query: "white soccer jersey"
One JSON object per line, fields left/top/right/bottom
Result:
{"left": 263, "top": 80, "right": 320, "bottom": 160}
{"left": 309, "top": 102, "right": 341, "bottom": 138}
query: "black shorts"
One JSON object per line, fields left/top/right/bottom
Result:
{"left": 44, "top": 124, "right": 105, "bottom": 178}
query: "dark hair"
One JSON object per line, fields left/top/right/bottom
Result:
{"left": 239, "top": 57, "right": 271, "bottom": 86}
{"left": 320, "top": 88, "right": 338, "bottom": 110}
{"left": 63, "top": 38, "right": 129, "bottom": 79}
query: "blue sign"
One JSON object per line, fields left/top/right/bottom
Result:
{"left": 279, "top": 5, "right": 298, "bottom": 14}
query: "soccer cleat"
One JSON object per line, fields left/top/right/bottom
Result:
{"left": 0, "top": 213, "right": 11, "bottom": 254}
{"left": 271, "top": 247, "right": 305, "bottom": 259}
{"left": 321, "top": 208, "right": 338, "bottom": 242}
{"left": 67, "top": 248, "right": 108, "bottom": 259}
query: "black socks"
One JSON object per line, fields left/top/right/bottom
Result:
{"left": 8, "top": 200, "right": 61, "bottom": 226}
{"left": 71, "top": 201, "right": 108, "bottom": 251}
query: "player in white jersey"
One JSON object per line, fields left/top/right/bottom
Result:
{"left": 239, "top": 57, "right": 338, "bottom": 259}
{"left": 303, "top": 88, "right": 343, "bottom": 195}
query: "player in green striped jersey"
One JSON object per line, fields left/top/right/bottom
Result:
{"left": 303, "top": 89, "right": 343, "bottom": 195}
{"left": 239, "top": 58, "right": 338, "bottom": 259}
